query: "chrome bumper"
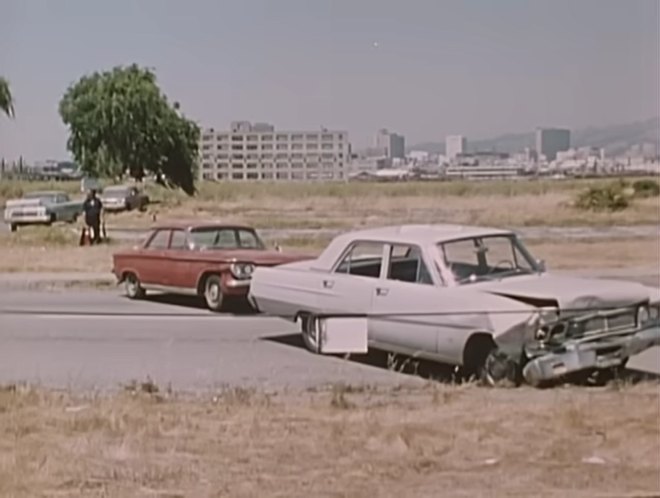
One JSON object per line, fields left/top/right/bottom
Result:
{"left": 522, "top": 323, "right": 660, "bottom": 385}
{"left": 225, "top": 278, "right": 250, "bottom": 288}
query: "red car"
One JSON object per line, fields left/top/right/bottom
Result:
{"left": 111, "top": 222, "right": 312, "bottom": 311}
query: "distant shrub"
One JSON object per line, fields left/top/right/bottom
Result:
{"left": 632, "top": 179, "right": 660, "bottom": 198}
{"left": 574, "top": 181, "right": 631, "bottom": 212}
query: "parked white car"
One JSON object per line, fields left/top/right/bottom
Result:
{"left": 248, "top": 224, "right": 660, "bottom": 386}
{"left": 3, "top": 191, "right": 83, "bottom": 232}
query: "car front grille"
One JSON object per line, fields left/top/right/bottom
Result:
{"left": 576, "top": 309, "right": 637, "bottom": 337}
{"left": 11, "top": 210, "right": 41, "bottom": 217}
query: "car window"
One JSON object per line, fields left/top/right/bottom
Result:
{"left": 440, "top": 235, "right": 538, "bottom": 284}
{"left": 387, "top": 244, "right": 433, "bottom": 285}
{"left": 335, "top": 241, "right": 384, "bottom": 278}
{"left": 442, "top": 238, "right": 477, "bottom": 266}
{"left": 169, "top": 229, "right": 187, "bottom": 250}
{"left": 237, "top": 229, "right": 261, "bottom": 248}
{"left": 146, "top": 229, "right": 170, "bottom": 250}
{"left": 215, "top": 229, "right": 238, "bottom": 248}
{"left": 189, "top": 227, "right": 266, "bottom": 250}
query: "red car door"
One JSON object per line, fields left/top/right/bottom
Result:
{"left": 138, "top": 228, "right": 172, "bottom": 285}
{"left": 165, "top": 228, "right": 197, "bottom": 290}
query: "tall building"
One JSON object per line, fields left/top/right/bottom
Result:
{"left": 446, "top": 135, "right": 467, "bottom": 159}
{"left": 199, "top": 121, "right": 350, "bottom": 181}
{"left": 535, "top": 128, "right": 570, "bottom": 161}
{"left": 374, "top": 129, "right": 405, "bottom": 159}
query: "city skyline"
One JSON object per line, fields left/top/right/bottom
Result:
{"left": 1, "top": 0, "right": 658, "bottom": 162}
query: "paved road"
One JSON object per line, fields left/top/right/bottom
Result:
{"left": 0, "top": 288, "right": 658, "bottom": 392}
{"left": 0, "top": 290, "right": 426, "bottom": 392}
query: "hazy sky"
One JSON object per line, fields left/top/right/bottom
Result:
{"left": 1, "top": 0, "right": 658, "bottom": 162}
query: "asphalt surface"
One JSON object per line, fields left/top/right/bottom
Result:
{"left": 0, "top": 286, "right": 658, "bottom": 392}
{"left": 0, "top": 290, "right": 426, "bottom": 391}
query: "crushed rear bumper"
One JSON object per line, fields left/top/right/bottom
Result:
{"left": 522, "top": 323, "right": 660, "bottom": 385}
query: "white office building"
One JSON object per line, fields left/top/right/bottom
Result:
{"left": 446, "top": 135, "right": 467, "bottom": 159}
{"left": 199, "top": 121, "right": 350, "bottom": 181}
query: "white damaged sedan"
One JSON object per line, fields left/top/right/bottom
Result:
{"left": 248, "top": 224, "right": 660, "bottom": 386}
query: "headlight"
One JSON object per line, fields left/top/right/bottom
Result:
{"left": 229, "top": 262, "right": 255, "bottom": 280}
{"left": 637, "top": 305, "right": 650, "bottom": 326}
{"left": 535, "top": 322, "right": 567, "bottom": 341}
{"left": 535, "top": 326, "right": 550, "bottom": 340}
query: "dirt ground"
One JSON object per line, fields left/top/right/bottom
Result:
{"left": 0, "top": 228, "right": 657, "bottom": 274}
{"left": 0, "top": 382, "right": 658, "bottom": 498}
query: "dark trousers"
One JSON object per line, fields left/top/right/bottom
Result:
{"left": 86, "top": 218, "right": 101, "bottom": 244}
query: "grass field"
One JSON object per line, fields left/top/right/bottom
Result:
{"left": 0, "top": 381, "right": 658, "bottom": 498}
{"left": 0, "top": 224, "right": 658, "bottom": 274}
{"left": 2, "top": 177, "right": 659, "bottom": 230}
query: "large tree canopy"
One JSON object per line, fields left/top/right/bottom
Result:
{"left": 59, "top": 64, "right": 200, "bottom": 195}
{"left": 0, "top": 77, "right": 14, "bottom": 118}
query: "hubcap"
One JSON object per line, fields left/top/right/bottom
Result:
{"left": 207, "top": 283, "right": 220, "bottom": 302}
{"left": 126, "top": 278, "right": 137, "bottom": 294}
{"left": 303, "top": 316, "right": 320, "bottom": 352}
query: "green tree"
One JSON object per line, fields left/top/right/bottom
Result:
{"left": 59, "top": 64, "right": 200, "bottom": 195}
{"left": 0, "top": 77, "right": 14, "bottom": 118}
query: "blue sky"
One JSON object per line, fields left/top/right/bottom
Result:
{"left": 1, "top": 0, "right": 658, "bottom": 162}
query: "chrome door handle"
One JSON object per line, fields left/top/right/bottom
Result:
{"left": 376, "top": 287, "right": 389, "bottom": 296}
{"left": 322, "top": 280, "right": 334, "bottom": 289}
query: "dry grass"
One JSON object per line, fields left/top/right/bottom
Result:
{"left": 0, "top": 224, "right": 658, "bottom": 274}
{"left": 0, "top": 226, "right": 118, "bottom": 273}
{"left": 3, "top": 178, "right": 659, "bottom": 230}
{"left": 529, "top": 237, "right": 660, "bottom": 270}
{"left": 0, "top": 382, "right": 658, "bottom": 497}
{"left": 117, "top": 189, "right": 660, "bottom": 230}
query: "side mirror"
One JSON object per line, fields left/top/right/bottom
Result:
{"left": 273, "top": 242, "right": 282, "bottom": 252}
{"left": 536, "top": 259, "right": 546, "bottom": 272}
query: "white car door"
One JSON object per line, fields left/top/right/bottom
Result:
{"left": 369, "top": 243, "right": 443, "bottom": 357}
{"left": 311, "top": 240, "right": 386, "bottom": 353}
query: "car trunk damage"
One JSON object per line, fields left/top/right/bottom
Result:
{"left": 474, "top": 275, "right": 660, "bottom": 385}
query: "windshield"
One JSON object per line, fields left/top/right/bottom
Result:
{"left": 22, "top": 192, "right": 59, "bottom": 203}
{"left": 189, "top": 227, "right": 265, "bottom": 250}
{"left": 438, "top": 234, "right": 541, "bottom": 285}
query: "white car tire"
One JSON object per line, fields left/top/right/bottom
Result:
{"left": 479, "top": 348, "right": 519, "bottom": 387}
{"left": 300, "top": 315, "right": 321, "bottom": 354}
{"left": 124, "top": 273, "right": 146, "bottom": 299}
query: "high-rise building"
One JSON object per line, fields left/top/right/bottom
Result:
{"left": 535, "top": 128, "right": 571, "bottom": 161}
{"left": 374, "top": 129, "right": 405, "bottom": 159}
{"left": 446, "top": 135, "right": 467, "bottom": 159}
{"left": 199, "top": 121, "right": 349, "bottom": 181}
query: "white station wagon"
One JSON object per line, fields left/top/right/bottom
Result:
{"left": 248, "top": 224, "right": 660, "bottom": 386}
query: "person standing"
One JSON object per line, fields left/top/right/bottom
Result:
{"left": 82, "top": 189, "right": 103, "bottom": 244}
